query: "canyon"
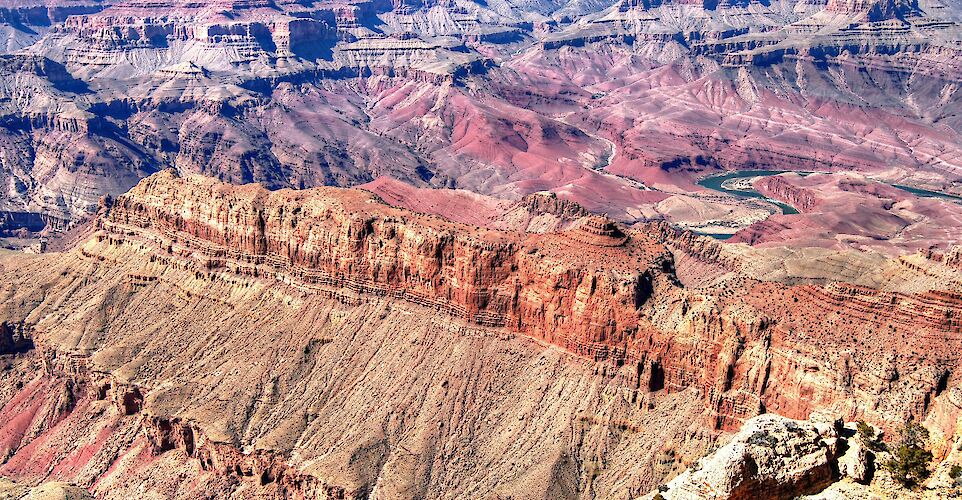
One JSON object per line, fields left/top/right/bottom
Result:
{"left": 0, "top": 171, "right": 960, "bottom": 498}
{"left": 2, "top": 0, "right": 962, "bottom": 247}
{"left": 1, "top": 0, "right": 962, "bottom": 497}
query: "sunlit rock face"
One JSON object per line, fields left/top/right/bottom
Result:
{"left": 1, "top": 0, "right": 962, "bottom": 250}
{"left": 2, "top": 0, "right": 962, "bottom": 497}
{"left": 0, "top": 171, "right": 961, "bottom": 497}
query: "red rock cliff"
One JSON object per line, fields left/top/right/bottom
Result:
{"left": 98, "top": 171, "right": 962, "bottom": 433}
{"left": 104, "top": 170, "right": 674, "bottom": 362}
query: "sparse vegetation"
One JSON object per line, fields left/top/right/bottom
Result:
{"left": 883, "top": 421, "right": 933, "bottom": 489}
{"left": 748, "top": 430, "right": 779, "bottom": 448}
{"left": 584, "top": 459, "right": 602, "bottom": 483}
{"left": 856, "top": 420, "right": 884, "bottom": 452}
{"left": 656, "top": 448, "right": 677, "bottom": 466}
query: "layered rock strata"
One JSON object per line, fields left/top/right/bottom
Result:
{"left": 104, "top": 170, "right": 672, "bottom": 360}
{"left": 77, "top": 171, "right": 962, "bottom": 433}
{"left": 0, "top": 171, "right": 960, "bottom": 497}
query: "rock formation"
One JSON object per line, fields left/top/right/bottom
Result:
{"left": 2, "top": 0, "right": 962, "bottom": 495}
{"left": 0, "top": 171, "right": 959, "bottom": 497}
{"left": 645, "top": 414, "right": 842, "bottom": 500}
{"left": 0, "top": 0, "right": 962, "bottom": 251}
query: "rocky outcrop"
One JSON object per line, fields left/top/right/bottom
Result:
{"left": 565, "top": 215, "right": 629, "bottom": 247}
{"left": 333, "top": 35, "right": 486, "bottom": 82}
{"left": 269, "top": 17, "right": 337, "bottom": 58}
{"left": 647, "top": 414, "right": 842, "bottom": 499}
{"left": 142, "top": 416, "right": 341, "bottom": 498}
{"left": 94, "top": 172, "right": 962, "bottom": 434}
{"left": 648, "top": 221, "right": 743, "bottom": 273}
{"left": 103, "top": 170, "right": 671, "bottom": 361}
{"left": 754, "top": 175, "right": 819, "bottom": 213}
{"left": 0, "top": 321, "right": 32, "bottom": 355}
{"left": 510, "top": 191, "right": 591, "bottom": 221}
{"left": 489, "top": 191, "right": 593, "bottom": 233}
{"left": 837, "top": 431, "right": 874, "bottom": 483}
{"left": 924, "top": 246, "right": 962, "bottom": 272}
{"left": 0, "top": 171, "right": 961, "bottom": 497}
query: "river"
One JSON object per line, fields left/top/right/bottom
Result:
{"left": 693, "top": 170, "right": 962, "bottom": 240}
{"left": 697, "top": 170, "right": 962, "bottom": 214}
{"left": 696, "top": 170, "right": 804, "bottom": 215}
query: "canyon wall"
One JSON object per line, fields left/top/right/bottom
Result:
{"left": 104, "top": 170, "right": 673, "bottom": 360}
{"left": 0, "top": 171, "right": 959, "bottom": 497}
{"left": 95, "top": 171, "right": 962, "bottom": 432}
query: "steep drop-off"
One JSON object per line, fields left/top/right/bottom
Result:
{"left": 0, "top": 171, "right": 960, "bottom": 498}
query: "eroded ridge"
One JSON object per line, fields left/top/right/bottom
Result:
{"left": 1, "top": 171, "right": 962, "bottom": 498}
{"left": 102, "top": 169, "right": 674, "bottom": 362}
{"left": 94, "top": 172, "right": 962, "bottom": 431}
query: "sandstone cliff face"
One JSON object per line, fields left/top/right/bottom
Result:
{"left": 87, "top": 172, "right": 962, "bottom": 433}
{"left": 0, "top": 238, "right": 712, "bottom": 499}
{"left": 105, "top": 170, "right": 672, "bottom": 360}
{"left": 0, "top": 172, "right": 960, "bottom": 498}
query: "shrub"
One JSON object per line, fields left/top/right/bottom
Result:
{"left": 856, "top": 420, "right": 884, "bottom": 452}
{"left": 883, "top": 421, "right": 933, "bottom": 489}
